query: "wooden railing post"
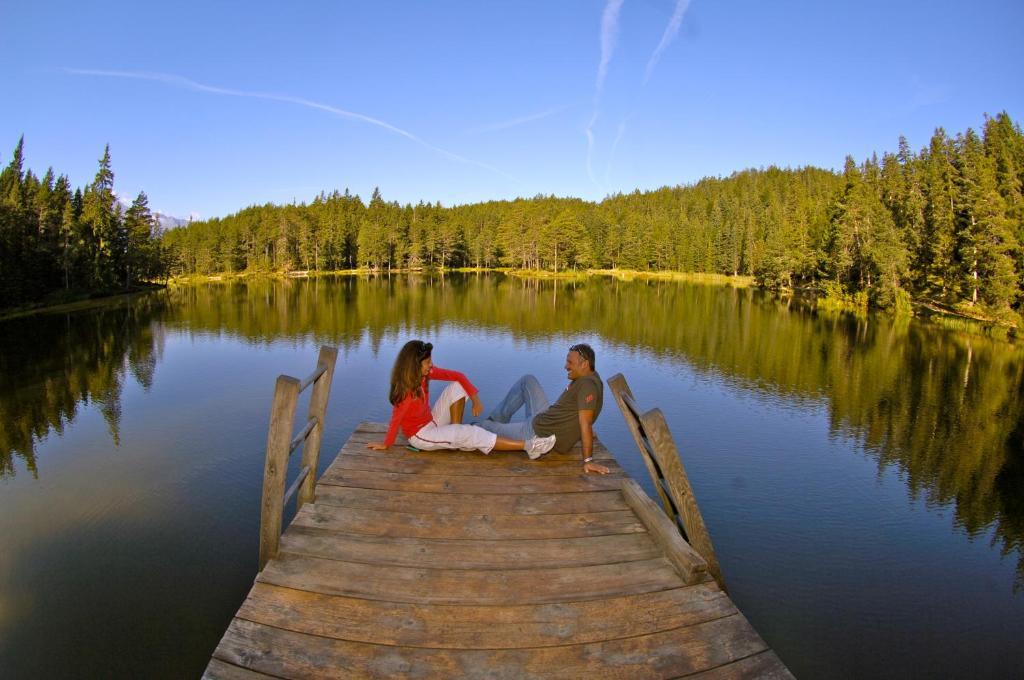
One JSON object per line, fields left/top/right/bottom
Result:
{"left": 607, "top": 372, "right": 725, "bottom": 588}
{"left": 607, "top": 374, "right": 674, "bottom": 516}
{"left": 298, "top": 346, "right": 338, "bottom": 507}
{"left": 259, "top": 375, "right": 300, "bottom": 571}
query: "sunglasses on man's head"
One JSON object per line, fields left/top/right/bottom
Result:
{"left": 569, "top": 344, "right": 590, "bottom": 361}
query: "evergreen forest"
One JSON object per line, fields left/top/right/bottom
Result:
{"left": 0, "top": 138, "right": 164, "bottom": 310}
{"left": 3, "top": 112, "right": 1022, "bottom": 323}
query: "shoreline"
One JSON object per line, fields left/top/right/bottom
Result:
{"left": 0, "top": 283, "right": 166, "bottom": 322}
{"left": 4, "top": 270, "right": 1015, "bottom": 339}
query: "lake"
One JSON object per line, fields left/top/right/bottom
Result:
{"left": 1, "top": 273, "right": 1022, "bottom": 678}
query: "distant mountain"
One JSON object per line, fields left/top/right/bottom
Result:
{"left": 153, "top": 211, "right": 189, "bottom": 232}
{"left": 115, "top": 196, "right": 190, "bottom": 233}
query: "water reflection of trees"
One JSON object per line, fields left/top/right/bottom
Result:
{"left": 165, "top": 275, "right": 1024, "bottom": 584}
{"left": 3, "top": 275, "right": 1021, "bottom": 584}
{"left": 0, "top": 294, "right": 167, "bottom": 478}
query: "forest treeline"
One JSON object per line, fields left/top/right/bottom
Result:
{"left": 4, "top": 112, "right": 1022, "bottom": 321}
{"left": 161, "top": 112, "right": 1024, "bottom": 323}
{"left": 0, "top": 138, "right": 164, "bottom": 310}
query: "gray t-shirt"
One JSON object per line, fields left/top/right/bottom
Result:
{"left": 532, "top": 372, "right": 603, "bottom": 453}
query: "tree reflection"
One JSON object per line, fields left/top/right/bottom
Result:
{"left": 2, "top": 274, "right": 1021, "bottom": 585}
{"left": 0, "top": 294, "right": 167, "bottom": 477}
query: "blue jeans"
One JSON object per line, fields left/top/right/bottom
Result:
{"left": 476, "top": 374, "right": 550, "bottom": 441}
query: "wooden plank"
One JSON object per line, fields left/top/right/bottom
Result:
{"left": 318, "top": 467, "right": 625, "bottom": 494}
{"left": 621, "top": 479, "right": 708, "bottom": 585}
{"left": 297, "top": 346, "right": 337, "bottom": 507}
{"left": 640, "top": 408, "right": 724, "bottom": 587}
{"left": 202, "top": 658, "right": 279, "bottom": 679}
{"left": 237, "top": 582, "right": 736, "bottom": 649}
{"left": 214, "top": 614, "right": 769, "bottom": 679}
{"left": 327, "top": 451, "right": 623, "bottom": 477}
{"left": 259, "top": 375, "right": 300, "bottom": 571}
{"left": 608, "top": 373, "right": 675, "bottom": 515}
{"left": 312, "top": 485, "right": 630, "bottom": 515}
{"left": 681, "top": 650, "right": 794, "bottom": 679}
{"left": 291, "top": 503, "right": 645, "bottom": 540}
{"left": 257, "top": 552, "right": 684, "bottom": 605}
{"left": 279, "top": 524, "right": 660, "bottom": 568}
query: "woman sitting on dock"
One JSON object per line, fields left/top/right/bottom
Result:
{"left": 367, "top": 340, "right": 557, "bottom": 458}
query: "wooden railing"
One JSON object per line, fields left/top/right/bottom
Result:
{"left": 607, "top": 373, "right": 725, "bottom": 588}
{"left": 259, "top": 346, "right": 338, "bottom": 571}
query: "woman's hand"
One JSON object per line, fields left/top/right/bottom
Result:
{"left": 583, "top": 460, "right": 610, "bottom": 475}
{"left": 366, "top": 442, "right": 390, "bottom": 451}
{"left": 471, "top": 394, "right": 485, "bottom": 418}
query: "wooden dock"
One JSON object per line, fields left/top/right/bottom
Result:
{"left": 205, "top": 417, "right": 792, "bottom": 678}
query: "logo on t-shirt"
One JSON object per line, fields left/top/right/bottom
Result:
{"left": 586, "top": 393, "right": 595, "bottom": 403}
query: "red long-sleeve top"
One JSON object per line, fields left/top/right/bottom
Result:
{"left": 383, "top": 367, "right": 478, "bottom": 447}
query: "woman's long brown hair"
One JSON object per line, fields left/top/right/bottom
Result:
{"left": 389, "top": 340, "right": 432, "bottom": 405}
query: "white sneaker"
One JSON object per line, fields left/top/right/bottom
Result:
{"left": 525, "top": 434, "right": 557, "bottom": 460}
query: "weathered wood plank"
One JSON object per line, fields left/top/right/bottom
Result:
{"left": 280, "top": 524, "right": 660, "bottom": 569}
{"left": 340, "top": 433, "right": 615, "bottom": 462}
{"left": 214, "top": 614, "right": 769, "bottom": 679}
{"left": 291, "top": 503, "right": 645, "bottom": 540}
{"left": 622, "top": 479, "right": 708, "bottom": 585}
{"left": 203, "top": 657, "right": 280, "bottom": 679}
{"left": 257, "top": 552, "right": 684, "bottom": 605}
{"left": 236, "top": 582, "right": 736, "bottom": 649}
{"left": 258, "top": 375, "right": 300, "bottom": 571}
{"left": 312, "top": 485, "right": 630, "bottom": 516}
{"left": 319, "top": 467, "right": 625, "bottom": 494}
{"left": 297, "top": 346, "right": 338, "bottom": 507}
{"left": 681, "top": 650, "right": 794, "bottom": 679}
{"left": 327, "top": 452, "right": 623, "bottom": 477}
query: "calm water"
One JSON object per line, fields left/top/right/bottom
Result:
{"left": 1, "top": 274, "right": 1022, "bottom": 679}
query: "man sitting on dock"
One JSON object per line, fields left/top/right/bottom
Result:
{"left": 477, "top": 343, "right": 610, "bottom": 475}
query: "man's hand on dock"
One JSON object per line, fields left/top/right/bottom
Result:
{"left": 583, "top": 460, "right": 610, "bottom": 475}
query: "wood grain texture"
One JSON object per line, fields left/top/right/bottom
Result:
{"left": 622, "top": 479, "right": 708, "bottom": 585}
{"left": 257, "top": 552, "right": 684, "bottom": 605}
{"left": 258, "top": 375, "right": 300, "bottom": 571}
{"left": 681, "top": 650, "right": 795, "bottom": 679}
{"left": 279, "top": 524, "right": 660, "bottom": 568}
{"left": 209, "top": 421, "right": 790, "bottom": 678}
{"left": 312, "top": 485, "right": 630, "bottom": 515}
{"left": 319, "top": 466, "right": 625, "bottom": 494}
{"left": 213, "top": 615, "right": 769, "bottom": 679}
{"left": 236, "top": 582, "right": 736, "bottom": 649}
{"left": 291, "top": 502, "right": 645, "bottom": 540}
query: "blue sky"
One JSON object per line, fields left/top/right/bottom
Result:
{"left": 1, "top": 1, "right": 1022, "bottom": 220}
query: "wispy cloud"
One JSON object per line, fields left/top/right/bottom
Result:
{"left": 585, "top": 111, "right": 599, "bottom": 186}
{"left": 588, "top": 0, "right": 626, "bottom": 191}
{"left": 605, "top": 117, "right": 629, "bottom": 185}
{"left": 597, "top": 0, "right": 626, "bottom": 95}
{"left": 64, "top": 68, "right": 517, "bottom": 183}
{"left": 644, "top": 0, "right": 692, "bottom": 84}
{"left": 466, "top": 105, "right": 568, "bottom": 135}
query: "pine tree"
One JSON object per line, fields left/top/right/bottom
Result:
{"left": 123, "top": 191, "right": 157, "bottom": 286}
{"left": 80, "top": 145, "right": 121, "bottom": 288}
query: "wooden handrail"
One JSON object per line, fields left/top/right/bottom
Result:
{"left": 607, "top": 373, "right": 725, "bottom": 588}
{"left": 259, "top": 346, "right": 338, "bottom": 571}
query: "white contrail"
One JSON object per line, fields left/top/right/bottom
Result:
{"left": 64, "top": 68, "right": 517, "bottom": 182}
{"left": 466, "top": 106, "right": 568, "bottom": 134}
{"left": 597, "top": 0, "right": 626, "bottom": 95}
{"left": 644, "top": 0, "right": 691, "bottom": 84}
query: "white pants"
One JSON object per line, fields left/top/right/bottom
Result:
{"left": 408, "top": 382, "right": 499, "bottom": 454}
